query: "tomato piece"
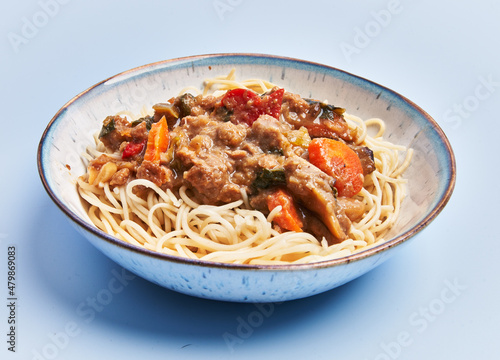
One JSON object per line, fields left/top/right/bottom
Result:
{"left": 221, "top": 89, "right": 262, "bottom": 125}
{"left": 260, "top": 88, "right": 285, "bottom": 119}
{"left": 221, "top": 88, "right": 284, "bottom": 125}
{"left": 122, "top": 140, "right": 146, "bottom": 159}
{"left": 308, "top": 138, "right": 364, "bottom": 197}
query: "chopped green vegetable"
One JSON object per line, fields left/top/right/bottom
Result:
{"left": 178, "top": 93, "right": 195, "bottom": 118}
{"left": 164, "top": 133, "right": 182, "bottom": 163}
{"left": 215, "top": 105, "right": 233, "bottom": 122}
{"left": 98, "top": 116, "right": 116, "bottom": 138}
{"left": 267, "top": 147, "right": 284, "bottom": 156}
{"left": 286, "top": 126, "right": 311, "bottom": 149}
{"left": 319, "top": 104, "right": 345, "bottom": 120}
{"left": 163, "top": 132, "right": 187, "bottom": 173}
{"left": 253, "top": 168, "right": 286, "bottom": 189}
{"left": 152, "top": 103, "right": 179, "bottom": 121}
{"left": 131, "top": 116, "right": 154, "bottom": 130}
{"left": 304, "top": 99, "right": 345, "bottom": 119}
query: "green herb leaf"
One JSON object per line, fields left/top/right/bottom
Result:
{"left": 178, "top": 93, "right": 195, "bottom": 118}
{"left": 304, "top": 99, "right": 345, "bottom": 119}
{"left": 131, "top": 116, "right": 154, "bottom": 130}
{"left": 98, "top": 116, "right": 116, "bottom": 138}
{"left": 253, "top": 168, "right": 286, "bottom": 189}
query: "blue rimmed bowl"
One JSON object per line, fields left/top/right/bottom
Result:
{"left": 37, "top": 54, "right": 455, "bottom": 302}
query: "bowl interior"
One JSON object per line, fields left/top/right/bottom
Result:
{"left": 39, "top": 54, "right": 455, "bottom": 267}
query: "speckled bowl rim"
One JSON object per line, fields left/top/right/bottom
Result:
{"left": 37, "top": 53, "right": 456, "bottom": 271}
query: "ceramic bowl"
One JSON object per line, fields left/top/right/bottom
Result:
{"left": 38, "top": 54, "right": 456, "bottom": 302}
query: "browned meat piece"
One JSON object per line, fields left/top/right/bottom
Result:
{"left": 129, "top": 120, "right": 149, "bottom": 143}
{"left": 284, "top": 156, "right": 346, "bottom": 241}
{"left": 305, "top": 117, "right": 354, "bottom": 142}
{"left": 280, "top": 92, "right": 311, "bottom": 122}
{"left": 174, "top": 145, "right": 198, "bottom": 169}
{"left": 99, "top": 116, "right": 132, "bottom": 151}
{"left": 196, "top": 94, "right": 218, "bottom": 112}
{"left": 153, "top": 94, "right": 219, "bottom": 127}
{"left": 350, "top": 145, "right": 375, "bottom": 175}
{"left": 281, "top": 92, "right": 356, "bottom": 142}
{"left": 136, "top": 160, "right": 171, "bottom": 187}
{"left": 183, "top": 155, "right": 241, "bottom": 204}
{"left": 244, "top": 153, "right": 283, "bottom": 172}
{"left": 181, "top": 115, "right": 217, "bottom": 139}
{"left": 216, "top": 121, "right": 248, "bottom": 147}
{"left": 334, "top": 197, "right": 366, "bottom": 238}
{"left": 299, "top": 206, "right": 340, "bottom": 245}
{"left": 88, "top": 155, "right": 137, "bottom": 175}
{"left": 337, "top": 197, "right": 366, "bottom": 222}
{"left": 88, "top": 154, "right": 115, "bottom": 172}
{"left": 110, "top": 168, "right": 131, "bottom": 187}
{"left": 248, "top": 189, "right": 273, "bottom": 213}
{"left": 250, "top": 115, "right": 290, "bottom": 152}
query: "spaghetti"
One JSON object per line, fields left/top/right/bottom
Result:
{"left": 77, "top": 71, "right": 412, "bottom": 265}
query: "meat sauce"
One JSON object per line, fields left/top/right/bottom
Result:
{"left": 88, "top": 88, "right": 375, "bottom": 244}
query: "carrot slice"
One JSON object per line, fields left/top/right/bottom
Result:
{"left": 267, "top": 188, "right": 303, "bottom": 232}
{"left": 144, "top": 116, "right": 169, "bottom": 164}
{"left": 308, "top": 138, "right": 364, "bottom": 197}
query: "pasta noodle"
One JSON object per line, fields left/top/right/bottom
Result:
{"left": 77, "top": 71, "right": 412, "bottom": 265}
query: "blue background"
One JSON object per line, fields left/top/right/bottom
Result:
{"left": 1, "top": 0, "right": 498, "bottom": 359}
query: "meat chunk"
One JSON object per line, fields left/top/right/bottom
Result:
{"left": 251, "top": 115, "right": 290, "bottom": 152}
{"left": 337, "top": 197, "right": 366, "bottom": 222}
{"left": 248, "top": 188, "right": 274, "bottom": 213}
{"left": 110, "top": 168, "right": 131, "bottom": 187}
{"left": 181, "top": 115, "right": 215, "bottom": 139}
{"left": 88, "top": 154, "right": 115, "bottom": 172}
{"left": 216, "top": 121, "right": 248, "bottom": 147}
{"left": 129, "top": 120, "right": 149, "bottom": 143}
{"left": 99, "top": 115, "right": 132, "bottom": 151}
{"left": 350, "top": 145, "right": 375, "bottom": 175}
{"left": 281, "top": 92, "right": 355, "bottom": 142}
{"left": 136, "top": 160, "right": 171, "bottom": 187}
{"left": 299, "top": 207, "right": 340, "bottom": 245}
{"left": 196, "top": 94, "right": 218, "bottom": 112}
{"left": 183, "top": 155, "right": 240, "bottom": 204}
{"left": 284, "top": 156, "right": 346, "bottom": 241}
{"left": 280, "top": 92, "right": 311, "bottom": 123}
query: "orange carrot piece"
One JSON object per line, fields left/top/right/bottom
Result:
{"left": 267, "top": 188, "right": 303, "bottom": 232}
{"left": 144, "top": 116, "right": 169, "bottom": 164}
{"left": 308, "top": 138, "right": 364, "bottom": 198}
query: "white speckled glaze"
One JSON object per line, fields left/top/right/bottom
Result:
{"left": 38, "top": 54, "right": 456, "bottom": 302}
